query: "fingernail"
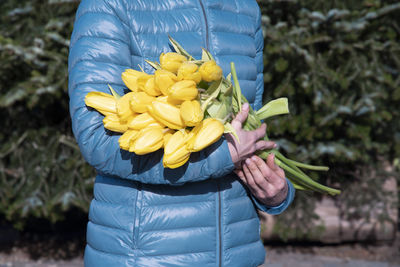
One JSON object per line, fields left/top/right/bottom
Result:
{"left": 273, "top": 143, "right": 278, "bottom": 149}
{"left": 245, "top": 158, "right": 252, "bottom": 165}
{"left": 243, "top": 103, "right": 249, "bottom": 110}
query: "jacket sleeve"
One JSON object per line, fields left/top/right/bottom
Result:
{"left": 253, "top": 7, "right": 265, "bottom": 111}
{"left": 68, "top": 0, "right": 235, "bottom": 185}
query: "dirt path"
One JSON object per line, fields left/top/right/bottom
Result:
{"left": 1, "top": 244, "right": 399, "bottom": 267}
{"left": 0, "top": 230, "right": 399, "bottom": 267}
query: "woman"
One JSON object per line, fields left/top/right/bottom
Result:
{"left": 68, "top": 0, "right": 295, "bottom": 266}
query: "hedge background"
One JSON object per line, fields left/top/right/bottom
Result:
{"left": 0, "top": 0, "right": 399, "bottom": 238}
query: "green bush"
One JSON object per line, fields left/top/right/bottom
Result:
{"left": 259, "top": 0, "right": 400, "bottom": 240}
{"left": 0, "top": 0, "right": 94, "bottom": 229}
{"left": 0, "top": 0, "right": 398, "bottom": 234}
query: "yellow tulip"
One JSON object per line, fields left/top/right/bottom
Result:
{"left": 186, "top": 118, "right": 224, "bottom": 152}
{"left": 148, "top": 100, "right": 185, "bottom": 130}
{"left": 144, "top": 76, "right": 162, "bottom": 96}
{"left": 103, "top": 114, "right": 128, "bottom": 133}
{"left": 168, "top": 80, "right": 198, "bottom": 101}
{"left": 180, "top": 100, "right": 204, "bottom": 126}
{"left": 130, "top": 92, "right": 156, "bottom": 113}
{"left": 137, "top": 74, "right": 162, "bottom": 96}
{"left": 163, "top": 129, "right": 175, "bottom": 147}
{"left": 159, "top": 52, "right": 187, "bottom": 73}
{"left": 199, "top": 60, "right": 222, "bottom": 82}
{"left": 128, "top": 112, "right": 158, "bottom": 130}
{"left": 177, "top": 62, "right": 202, "bottom": 84}
{"left": 122, "top": 69, "right": 147, "bottom": 92}
{"left": 163, "top": 131, "right": 191, "bottom": 168}
{"left": 156, "top": 95, "right": 184, "bottom": 106}
{"left": 154, "top": 69, "right": 178, "bottom": 95}
{"left": 146, "top": 121, "right": 166, "bottom": 129}
{"left": 117, "top": 92, "right": 136, "bottom": 123}
{"left": 85, "top": 91, "right": 117, "bottom": 115}
{"left": 118, "top": 130, "right": 139, "bottom": 150}
{"left": 129, "top": 127, "right": 164, "bottom": 155}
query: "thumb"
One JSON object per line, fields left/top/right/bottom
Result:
{"left": 267, "top": 153, "right": 286, "bottom": 179}
{"left": 231, "top": 102, "right": 249, "bottom": 128}
{"left": 267, "top": 153, "right": 279, "bottom": 171}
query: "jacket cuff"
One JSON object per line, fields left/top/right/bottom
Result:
{"left": 251, "top": 178, "right": 295, "bottom": 215}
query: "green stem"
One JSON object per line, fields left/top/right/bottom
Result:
{"left": 275, "top": 159, "right": 341, "bottom": 195}
{"left": 230, "top": 62, "right": 242, "bottom": 111}
{"left": 285, "top": 158, "right": 329, "bottom": 171}
{"left": 274, "top": 151, "right": 307, "bottom": 176}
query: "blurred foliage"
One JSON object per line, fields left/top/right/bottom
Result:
{"left": 0, "top": 0, "right": 94, "bottom": 229}
{"left": 0, "top": 0, "right": 398, "bottom": 237}
{"left": 258, "top": 0, "right": 400, "bottom": 240}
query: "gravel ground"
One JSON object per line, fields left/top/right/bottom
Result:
{"left": 0, "top": 244, "right": 399, "bottom": 267}
{"left": 0, "top": 231, "right": 399, "bottom": 267}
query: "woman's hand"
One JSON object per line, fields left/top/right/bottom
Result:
{"left": 235, "top": 153, "right": 288, "bottom": 207}
{"left": 225, "top": 103, "right": 276, "bottom": 168}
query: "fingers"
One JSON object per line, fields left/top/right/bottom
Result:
{"left": 252, "top": 123, "right": 267, "bottom": 140}
{"left": 267, "top": 154, "right": 285, "bottom": 179}
{"left": 234, "top": 169, "right": 245, "bottom": 183}
{"left": 244, "top": 158, "right": 269, "bottom": 192}
{"left": 231, "top": 103, "right": 249, "bottom": 128}
{"left": 251, "top": 156, "right": 273, "bottom": 182}
{"left": 242, "top": 161, "right": 261, "bottom": 196}
{"left": 267, "top": 153, "right": 278, "bottom": 171}
{"left": 255, "top": 140, "right": 277, "bottom": 151}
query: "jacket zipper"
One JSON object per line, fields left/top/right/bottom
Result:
{"left": 198, "top": 2, "right": 220, "bottom": 265}
{"left": 198, "top": 0, "right": 209, "bottom": 50}
{"left": 216, "top": 181, "right": 222, "bottom": 267}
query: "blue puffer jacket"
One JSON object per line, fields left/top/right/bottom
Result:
{"left": 68, "top": 0, "right": 295, "bottom": 266}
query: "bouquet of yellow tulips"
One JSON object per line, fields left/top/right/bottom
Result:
{"left": 85, "top": 37, "right": 340, "bottom": 195}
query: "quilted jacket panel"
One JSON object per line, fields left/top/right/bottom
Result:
{"left": 68, "top": 0, "right": 295, "bottom": 266}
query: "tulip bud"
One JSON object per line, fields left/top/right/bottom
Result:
{"left": 128, "top": 112, "right": 160, "bottom": 130}
{"left": 160, "top": 52, "right": 187, "bottom": 73}
{"left": 85, "top": 91, "right": 117, "bottom": 116}
{"left": 148, "top": 100, "right": 185, "bottom": 130}
{"left": 103, "top": 114, "right": 128, "bottom": 133}
{"left": 186, "top": 118, "right": 224, "bottom": 152}
{"left": 168, "top": 80, "right": 198, "bottom": 101}
{"left": 137, "top": 74, "right": 162, "bottom": 96}
{"left": 129, "top": 127, "right": 164, "bottom": 155}
{"left": 177, "top": 62, "right": 202, "bottom": 84}
{"left": 154, "top": 69, "right": 178, "bottom": 95}
{"left": 144, "top": 76, "right": 162, "bottom": 96}
{"left": 117, "top": 92, "right": 136, "bottom": 123}
{"left": 122, "top": 69, "right": 147, "bottom": 92}
{"left": 180, "top": 100, "right": 204, "bottom": 126}
{"left": 130, "top": 92, "right": 156, "bottom": 113}
{"left": 163, "top": 129, "right": 175, "bottom": 147}
{"left": 156, "top": 95, "right": 184, "bottom": 106}
{"left": 199, "top": 60, "right": 222, "bottom": 82}
{"left": 118, "top": 130, "right": 139, "bottom": 150}
{"left": 163, "top": 131, "right": 191, "bottom": 168}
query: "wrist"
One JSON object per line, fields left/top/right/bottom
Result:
{"left": 259, "top": 181, "right": 288, "bottom": 207}
{"left": 226, "top": 134, "right": 239, "bottom": 166}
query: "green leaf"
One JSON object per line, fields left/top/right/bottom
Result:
{"left": 108, "top": 84, "right": 121, "bottom": 100}
{"left": 145, "top": 60, "right": 161, "bottom": 70}
{"left": 200, "top": 79, "right": 223, "bottom": 111}
{"left": 168, "top": 35, "right": 193, "bottom": 60}
{"left": 201, "top": 48, "right": 214, "bottom": 61}
{"left": 223, "top": 122, "right": 239, "bottom": 143}
{"left": 256, "top": 98, "right": 290, "bottom": 120}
